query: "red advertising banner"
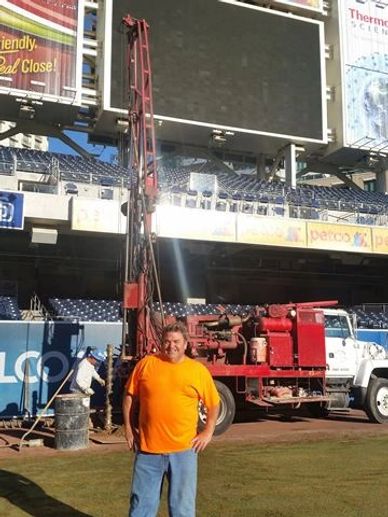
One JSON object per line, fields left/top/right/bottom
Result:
{"left": 0, "top": 0, "right": 80, "bottom": 101}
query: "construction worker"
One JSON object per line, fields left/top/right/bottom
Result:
{"left": 69, "top": 350, "right": 106, "bottom": 395}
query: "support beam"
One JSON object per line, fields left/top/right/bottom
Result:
{"left": 284, "top": 143, "right": 297, "bottom": 188}
{"left": 56, "top": 131, "right": 93, "bottom": 160}
{"left": 298, "top": 160, "right": 364, "bottom": 191}
{"left": 0, "top": 120, "right": 95, "bottom": 160}
{"left": 255, "top": 153, "right": 266, "bottom": 181}
{"left": 375, "top": 158, "right": 388, "bottom": 193}
{"left": 0, "top": 126, "right": 20, "bottom": 142}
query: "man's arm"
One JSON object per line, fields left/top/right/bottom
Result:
{"left": 91, "top": 368, "right": 105, "bottom": 386}
{"left": 122, "top": 392, "right": 139, "bottom": 451}
{"left": 191, "top": 403, "right": 219, "bottom": 453}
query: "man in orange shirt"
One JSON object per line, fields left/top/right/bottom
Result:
{"left": 123, "top": 321, "right": 220, "bottom": 517}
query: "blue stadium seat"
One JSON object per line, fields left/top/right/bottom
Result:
{"left": 48, "top": 298, "right": 121, "bottom": 322}
{"left": 0, "top": 296, "right": 21, "bottom": 320}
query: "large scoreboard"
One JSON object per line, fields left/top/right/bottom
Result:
{"left": 97, "top": 0, "right": 327, "bottom": 153}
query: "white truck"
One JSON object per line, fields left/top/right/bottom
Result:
{"left": 316, "top": 308, "right": 388, "bottom": 423}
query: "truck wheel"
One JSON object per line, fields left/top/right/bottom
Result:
{"left": 198, "top": 380, "right": 236, "bottom": 436}
{"left": 307, "top": 403, "right": 330, "bottom": 418}
{"left": 365, "top": 378, "right": 388, "bottom": 424}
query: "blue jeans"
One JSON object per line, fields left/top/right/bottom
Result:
{"left": 129, "top": 449, "right": 197, "bottom": 517}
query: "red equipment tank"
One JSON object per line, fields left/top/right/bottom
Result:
{"left": 258, "top": 317, "right": 293, "bottom": 333}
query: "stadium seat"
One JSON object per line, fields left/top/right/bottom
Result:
{"left": 100, "top": 188, "right": 114, "bottom": 200}
{"left": 185, "top": 189, "right": 198, "bottom": 208}
{"left": 64, "top": 182, "right": 79, "bottom": 195}
{"left": 48, "top": 298, "right": 121, "bottom": 322}
{"left": 0, "top": 296, "right": 22, "bottom": 320}
{"left": 230, "top": 193, "right": 242, "bottom": 213}
{"left": 215, "top": 192, "right": 229, "bottom": 212}
{"left": 200, "top": 190, "right": 213, "bottom": 210}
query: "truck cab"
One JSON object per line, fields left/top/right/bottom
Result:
{"left": 322, "top": 308, "right": 388, "bottom": 423}
{"left": 324, "top": 308, "right": 360, "bottom": 380}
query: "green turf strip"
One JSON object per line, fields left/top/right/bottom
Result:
{"left": 0, "top": 437, "right": 386, "bottom": 516}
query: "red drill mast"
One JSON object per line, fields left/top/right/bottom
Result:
{"left": 121, "top": 15, "right": 162, "bottom": 360}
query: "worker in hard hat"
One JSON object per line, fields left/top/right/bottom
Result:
{"left": 69, "top": 350, "right": 106, "bottom": 396}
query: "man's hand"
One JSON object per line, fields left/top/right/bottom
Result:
{"left": 99, "top": 379, "right": 106, "bottom": 387}
{"left": 124, "top": 426, "right": 139, "bottom": 452}
{"left": 191, "top": 430, "right": 213, "bottom": 453}
{"left": 84, "top": 388, "right": 94, "bottom": 396}
{"left": 123, "top": 392, "right": 140, "bottom": 452}
{"left": 192, "top": 403, "right": 219, "bottom": 453}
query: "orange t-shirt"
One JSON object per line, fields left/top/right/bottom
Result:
{"left": 126, "top": 354, "right": 220, "bottom": 453}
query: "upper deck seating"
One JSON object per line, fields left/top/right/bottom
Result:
{"left": 0, "top": 296, "right": 21, "bottom": 320}
{"left": 350, "top": 307, "right": 388, "bottom": 329}
{"left": 49, "top": 298, "right": 121, "bottom": 322}
{"left": 0, "top": 148, "right": 129, "bottom": 186}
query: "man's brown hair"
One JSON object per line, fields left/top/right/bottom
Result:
{"left": 161, "top": 321, "right": 189, "bottom": 342}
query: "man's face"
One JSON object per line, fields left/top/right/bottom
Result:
{"left": 161, "top": 331, "right": 187, "bottom": 364}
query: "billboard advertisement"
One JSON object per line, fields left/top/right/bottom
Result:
{"left": 156, "top": 206, "right": 236, "bottom": 242}
{"left": 102, "top": 0, "right": 326, "bottom": 149}
{"left": 0, "top": 191, "right": 24, "bottom": 230}
{"left": 155, "top": 205, "right": 388, "bottom": 256}
{"left": 0, "top": 0, "right": 83, "bottom": 104}
{"left": 274, "top": 0, "right": 323, "bottom": 13}
{"left": 307, "top": 221, "right": 372, "bottom": 253}
{"left": 340, "top": 0, "right": 388, "bottom": 151}
{"left": 71, "top": 198, "right": 126, "bottom": 234}
{"left": 237, "top": 215, "right": 307, "bottom": 248}
{"left": 372, "top": 227, "right": 388, "bottom": 254}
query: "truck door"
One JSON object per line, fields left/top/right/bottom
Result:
{"left": 324, "top": 314, "right": 358, "bottom": 379}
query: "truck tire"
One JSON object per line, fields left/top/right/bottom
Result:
{"left": 365, "top": 378, "right": 388, "bottom": 424}
{"left": 198, "top": 380, "right": 236, "bottom": 436}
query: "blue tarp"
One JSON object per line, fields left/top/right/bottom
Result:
{"left": 356, "top": 329, "right": 388, "bottom": 349}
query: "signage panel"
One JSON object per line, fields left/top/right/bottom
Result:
{"left": 237, "top": 215, "right": 307, "bottom": 247}
{"left": 0, "top": 0, "right": 83, "bottom": 104}
{"left": 339, "top": 0, "right": 388, "bottom": 150}
{"left": 156, "top": 205, "right": 236, "bottom": 242}
{"left": 0, "top": 321, "right": 121, "bottom": 417}
{"left": 307, "top": 222, "right": 372, "bottom": 252}
{"left": 372, "top": 227, "right": 388, "bottom": 254}
{"left": 71, "top": 198, "right": 125, "bottom": 234}
{"left": 0, "top": 191, "right": 24, "bottom": 230}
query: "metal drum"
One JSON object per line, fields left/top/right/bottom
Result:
{"left": 55, "top": 394, "right": 90, "bottom": 450}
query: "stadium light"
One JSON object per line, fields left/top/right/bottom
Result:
{"left": 211, "top": 129, "right": 234, "bottom": 145}
{"left": 19, "top": 105, "right": 35, "bottom": 120}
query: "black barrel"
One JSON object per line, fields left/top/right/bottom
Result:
{"left": 55, "top": 394, "right": 90, "bottom": 450}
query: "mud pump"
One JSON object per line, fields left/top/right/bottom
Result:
{"left": 157, "top": 301, "right": 333, "bottom": 434}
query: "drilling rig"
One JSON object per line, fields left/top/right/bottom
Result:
{"left": 118, "top": 15, "right": 388, "bottom": 436}
{"left": 121, "top": 15, "right": 162, "bottom": 362}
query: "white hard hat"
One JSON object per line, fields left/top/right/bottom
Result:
{"left": 89, "top": 350, "right": 106, "bottom": 362}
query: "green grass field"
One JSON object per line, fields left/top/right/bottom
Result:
{"left": 1, "top": 436, "right": 387, "bottom": 517}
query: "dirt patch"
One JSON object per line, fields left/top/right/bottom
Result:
{"left": 1, "top": 409, "right": 388, "bottom": 460}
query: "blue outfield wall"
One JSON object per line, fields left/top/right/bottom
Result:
{"left": 0, "top": 321, "right": 122, "bottom": 418}
{"left": 356, "top": 329, "right": 388, "bottom": 349}
{"left": 1, "top": 321, "right": 388, "bottom": 419}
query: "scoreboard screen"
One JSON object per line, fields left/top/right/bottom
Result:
{"left": 109, "top": 0, "right": 325, "bottom": 142}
